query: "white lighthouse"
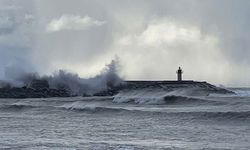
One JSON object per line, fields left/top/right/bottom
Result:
{"left": 176, "top": 67, "right": 183, "bottom": 81}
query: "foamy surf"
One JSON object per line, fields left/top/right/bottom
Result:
{"left": 113, "top": 88, "right": 223, "bottom": 105}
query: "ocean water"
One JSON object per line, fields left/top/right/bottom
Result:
{"left": 0, "top": 88, "right": 249, "bottom": 150}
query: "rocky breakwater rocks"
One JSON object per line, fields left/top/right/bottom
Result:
{"left": 119, "top": 80, "right": 235, "bottom": 96}
{"left": 0, "top": 79, "right": 71, "bottom": 98}
{"left": 0, "top": 79, "right": 234, "bottom": 98}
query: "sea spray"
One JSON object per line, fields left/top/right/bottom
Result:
{"left": 0, "top": 59, "right": 123, "bottom": 96}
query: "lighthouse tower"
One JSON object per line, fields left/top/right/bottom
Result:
{"left": 176, "top": 67, "right": 183, "bottom": 81}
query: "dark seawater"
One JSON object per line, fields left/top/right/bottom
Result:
{"left": 0, "top": 88, "right": 249, "bottom": 150}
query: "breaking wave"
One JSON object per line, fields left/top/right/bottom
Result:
{"left": 58, "top": 104, "right": 250, "bottom": 121}
{"left": 232, "top": 88, "right": 250, "bottom": 97}
{"left": 113, "top": 88, "right": 222, "bottom": 105}
{"left": 2, "top": 104, "right": 249, "bottom": 122}
{"left": 0, "top": 99, "right": 249, "bottom": 122}
{"left": 60, "top": 104, "right": 250, "bottom": 121}
{"left": 59, "top": 104, "right": 126, "bottom": 112}
{"left": 114, "top": 95, "right": 222, "bottom": 105}
{"left": 0, "top": 103, "right": 37, "bottom": 110}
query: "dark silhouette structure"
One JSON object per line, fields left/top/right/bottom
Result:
{"left": 177, "top": 67, "right": 183, "bottom": 81}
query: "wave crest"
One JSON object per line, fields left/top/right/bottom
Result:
{"left": 113, "top": 88, "right": 220, "bottom": 105}
{"left": 0, "top": 103, "right": 36, "bottom": 110}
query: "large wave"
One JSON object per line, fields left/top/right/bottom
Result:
{"left": 231, "top": 88, "right": 250, "bottom": 97}
{"left": 0, "top": 102, "right": 38, "bottom": 110}
{"left": 1, "top": 100, "right": 249, "bottom": 123}
{"left": 57, "top": 103, "right": 250, "bottom": 122}
{"left": 208, "top": 88, "right": 250, "bottom": 98}
{"left": 113, "top": 88, "right": 221, "bottom": 105}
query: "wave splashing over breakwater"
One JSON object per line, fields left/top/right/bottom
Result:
{"left": 0, "top": 59, "right": 123, "bottom": 97}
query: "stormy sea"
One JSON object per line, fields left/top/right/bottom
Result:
{"left": 0, "top": 88, "right": 249, "bottom": 150}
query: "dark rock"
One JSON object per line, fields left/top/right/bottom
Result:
{"left": 0, "top": 79, "right": 72, "bottom": 98}
{"left": 27, "top": 79, "right": 49, "bottom": 90}
{"left": 0, "top": 79, "right": 234, "bottom": 99}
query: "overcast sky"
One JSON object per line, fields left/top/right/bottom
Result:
{"left": 0, "top": 0, "right": 250, "bottom": 86}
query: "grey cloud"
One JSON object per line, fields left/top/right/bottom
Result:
{"left": 0, "top": 0, "right": 250, "bottom": 86}
{"left": 0, "top": 0, "right": 35, "bottom": 78}
{"left": 46, "top": 15, "right": 106, "bottom": 32}
{"left": 0, "top": 27, "right": 14, "bottom": 35}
